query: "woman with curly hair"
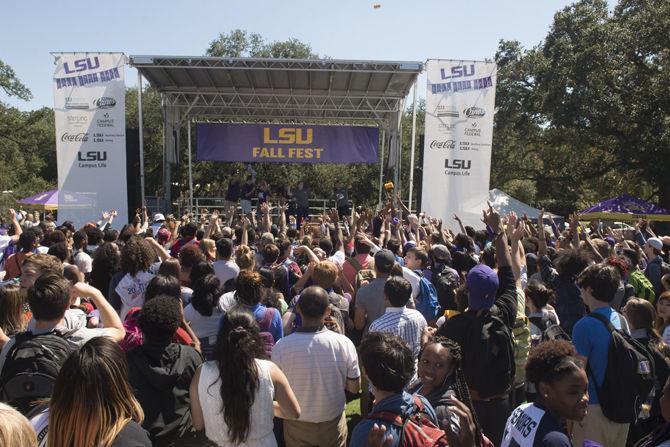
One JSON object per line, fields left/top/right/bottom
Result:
{"left": 90, "top": 242, "right": 121, "bottom": 301}
{"left": 112, "top": 236, "right": 158, "bottom": 319}
{"left": 500, "top": 340, "right": 588, "bottom": 447}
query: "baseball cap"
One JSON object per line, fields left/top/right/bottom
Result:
{"left": 646, "top": 237, "right": 663, "bottom": 251}
{"left": 153, "top": 213, "right": 166, "bottom": 222}
{"left": 466, "top": 264, "right": 499, "bottom": 311}
{"left": 374, "top": 249, "right": 396, "bottom": 272}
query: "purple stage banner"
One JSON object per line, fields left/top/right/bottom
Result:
{"left": 196, "top": 123, "right": 378, "bottom": 164}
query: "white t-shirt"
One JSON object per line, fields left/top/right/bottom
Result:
{"left": 272, "top": 328, "right": 360, "bottom": 423}
{"left": 0, "top": 235, "right": 11, "bottom": 254}
{"left": 212, "top": 259, "right": 240, "bottom": 285}
{"left": 402, "top": 267, "right": 420, "bottom": 299}
{"left": 328, "top": 250, "right": 346, "bottom": 268}
{"left": 73, "top": 250, "right": 93, "bottom": 274}
{"left": 218, "top": 291, "right": 238, "bottom": 312}
{"left": 183, "top": 304, "right": 224, "bottom": 345}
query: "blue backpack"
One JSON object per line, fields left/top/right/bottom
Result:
{"left": 415, "top": 270, "right": 441, "bottom": 322}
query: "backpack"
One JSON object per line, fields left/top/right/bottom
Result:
{"left": 512, "top": 316, "right": 531, "bottom": 387}
{"left": 346, "top": 256, "right": 375, "bottom": 290}
{"left": 368, "top": 395, "right": 448, "bottom": 447}
{"left": 258, "top": 307, "right": 276, "bottom": 357}
{"left": 415, "top": 270, "right": 441, "bottom": 322}
{"left": 462, "top": 309, "right": 515, "bottom": 398}
{"left": 629, "top": 270, "right": 656, "bottom": 304}
{"left": 0, "top": 330, "right": 74, "bottom": 414}
{"left": 431, "top": 267, "right": 460, "bottom": 312}
{"left": 587, "top": 312, "right": 655, "bottom": 424}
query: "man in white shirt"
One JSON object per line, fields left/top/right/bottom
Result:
{"left": 212, "top": 238, "right": 239, "bottom": 286}
{"left": 368, "top": 276, "right": 427, "bottom": 360}
{"left": 272, "top": 286, "right": 361, "bottom": 447}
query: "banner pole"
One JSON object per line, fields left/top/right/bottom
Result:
{"left": 188, "top": 120, "right": 194, "bottom": 214}
{"left": 408, "top": 80, "right": 418, "bottom": 211}
{"left": 378, "top": 129, "right": 386, "bottom": 207}
{"left": 137, "top": 72, "right": 146, "bottom": 208}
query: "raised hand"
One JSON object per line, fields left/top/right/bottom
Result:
{"left": 482, "top": 201, "right": 501, "bottom": 233}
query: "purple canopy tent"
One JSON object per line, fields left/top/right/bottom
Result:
{"left": 18, "top": 189, "right": 94, "bottom": 211}
{"left": 17, "top": 189, "right": 59, "bottom": 211}
{"left": 580, "top": 194, "right": 670, "bottom": 222}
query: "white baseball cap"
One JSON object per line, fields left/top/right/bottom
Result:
{"left": 153, "top": 213, "right": 166, "bottom": 222}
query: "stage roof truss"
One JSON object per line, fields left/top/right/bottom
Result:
{"left": 130, "top": 56, "right": 422, "bottom": 128}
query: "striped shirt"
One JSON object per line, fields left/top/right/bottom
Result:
{"left": 272, "top": 328, "right": 360, "bottom": 423}
{"left": 369, "top": 307, "right": 427, "bottom": 360}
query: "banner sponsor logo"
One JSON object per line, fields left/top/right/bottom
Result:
{"left": 64, "top": 97, "right": 89, "bottom": 110}
{"left": 61, "top": 132, "right": 89, "bottom": 143}
{"left": 54, "top": 52, "right": 128, "bottom": 227}
{"left": 197, "top": 123, "right": 378, "bottom": 164}
{"left": 63, "top": 56, "right": 100, "bottom": 74}
{"left": 429, "top": 139, "right": 456, "bottom": 150}
{"left": 444, "top": 158, "right": 472, "bottom": 171}
{"left": 96, "top": 112, "right": 115, "bottom": 128}
{"left": 93, "top": 97, "right": 116, "bottom": 109}
{"left": 464, "top": 106, "right": 486, "bottom": 118}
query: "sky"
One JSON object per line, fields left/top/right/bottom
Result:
{"left": 1, "top": 0, "right": 617, "bottom": 111}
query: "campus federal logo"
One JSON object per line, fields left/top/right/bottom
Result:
{"left": 96, "top": 113, "right": 115, "bottom": 128}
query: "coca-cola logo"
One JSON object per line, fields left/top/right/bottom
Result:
{"left": 94, "top": 97, "right": 116, "bottom": 109}
{"left": 61, "top": 132, "right": 89, "bottom": 142}
{"left": 429, "top": 140, "right": 456, "bottom": 149}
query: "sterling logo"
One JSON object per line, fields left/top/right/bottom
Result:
{"left": 61, "top": 132, "right": 89, "bottom": 142}
{"left": 464, "top": 107, "right": 486, "bottom": 118}
{"left": 429, "top": 140, "right": 456, "bottom": 149}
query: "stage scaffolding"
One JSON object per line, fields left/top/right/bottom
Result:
{"left": 129, "top": 56, "right": 423, "bottom": 211}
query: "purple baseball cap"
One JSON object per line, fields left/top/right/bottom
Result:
{"left": 466, "top": 264, "right": 499, "bottom": 311}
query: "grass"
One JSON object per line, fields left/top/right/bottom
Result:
{"left": 346, "top": 397, "right": 362, "bottom": 442}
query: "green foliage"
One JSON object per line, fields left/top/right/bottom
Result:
{"left": 0, "top": 60, "right": 32, "bottom": 101}
{"left": 206, "top": 29, "right": 318, "bottom": 59}
{"left": 492, "top": 0, "right": 670, "bottom": 214}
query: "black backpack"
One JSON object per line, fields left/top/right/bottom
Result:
{"left": 462, "top": 308, "right": 515, "bottom": 398}
{"left": 431, "top": 268, "right": 459, "bottom": 311}
{"left": 587, "top": 312, "right": 655, "bottom": 424}
{"left": 0, "top": 330, "right": 74, "bottom": 414}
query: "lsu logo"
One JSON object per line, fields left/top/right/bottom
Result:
{"left": 263, "top": 128, "right": 313, "bottom": 145}
{"left": 64, "top": 57, "right": 100, "bottom": 74}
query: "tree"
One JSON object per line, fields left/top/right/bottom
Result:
{"left": 0, "top": 60, "right": 32, "bottom": 101}
{"left": 491, "top": 0, "right": 670, "bottom": 214}
{"left": 206, "top": 29, "right": 318, "bottom": 59}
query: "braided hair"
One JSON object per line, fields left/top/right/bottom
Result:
{"left": 421, "top": 335, "right": 482, "bottom": 446}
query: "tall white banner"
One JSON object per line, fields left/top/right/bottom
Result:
{"left": 421, "top": 60, "right": 497, "bottom": 230}
{"left": 53, "top": 53, "right": 128, "bottom": 227}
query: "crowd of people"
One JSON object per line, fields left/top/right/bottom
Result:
{"left": 0, "top": 186, "right": 670, "bottom": 447}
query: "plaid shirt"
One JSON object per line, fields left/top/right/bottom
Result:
{"left": 369, "top": 307, "right": 427, "bottom": 360}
